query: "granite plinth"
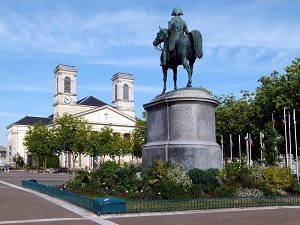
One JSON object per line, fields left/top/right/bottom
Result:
{"left": 142, "top": 88, "right": 222, "bottom": 171}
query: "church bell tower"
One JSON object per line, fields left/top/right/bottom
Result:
{"left": 112, "top": 72, "right": 135, "bottom": 118}
{"left": 53, "top": 64, "right": 77, "bottom": 118}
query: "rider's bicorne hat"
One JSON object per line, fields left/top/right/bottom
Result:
{"left": 171, "top": 7, "right": 183, "bottom": 16}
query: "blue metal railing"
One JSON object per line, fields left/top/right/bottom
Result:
{"left": 22, "top": 180, "right": 300, "bottom": 215}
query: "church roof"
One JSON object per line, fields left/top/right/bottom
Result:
{"left": 12, "top": 116, "right": 52, "bottom": 126}
{"left": 77, "top": 96, "right": 108, "bottom": 107}
{"left": 8, "top": 96, "right": 108, "bottom": 128}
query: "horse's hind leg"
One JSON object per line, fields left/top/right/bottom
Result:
{"left": 189, "top": 58, "right": 196, "bottom": 78}
{"left": 182, "top": 58, "right": 192, "bottom": 87}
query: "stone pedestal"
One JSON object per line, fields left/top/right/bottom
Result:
{"left": 142, "top": 88, "right": 222, "bottom": 171}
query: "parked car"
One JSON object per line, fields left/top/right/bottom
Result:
{"left": 1, "top": 164, "right": 11, "bottom": 171}
{"left": 54, "top": 167, "right": 70, "bottom": 173}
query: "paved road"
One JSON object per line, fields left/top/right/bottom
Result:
{"left": 1, "top": 170, "right": 300, "bottom": 225}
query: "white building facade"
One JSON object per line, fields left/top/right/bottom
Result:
{"left": 6, "top": 64, "right": 136, "bottom": 170}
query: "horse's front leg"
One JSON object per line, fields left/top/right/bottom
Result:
{"left": 162, "top": 66, "right": 167, "bottom": 94}
{"left": 173, "top": 67, "right": 177, "bottom": 90}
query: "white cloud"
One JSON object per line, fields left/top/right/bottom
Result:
{"left": 0, "top": 84, "right": 52, "bottom": 93}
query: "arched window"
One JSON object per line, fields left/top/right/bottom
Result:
{"left": 123, "top": 84, "right": 129, "bottom": 101}
{"left": 64, "top": 77, "right": 71, "bottom": 93}
{"left": 114, "top": 85, "right": 117, "bottom": 100}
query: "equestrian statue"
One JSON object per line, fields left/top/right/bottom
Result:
{"left": 153, "top": 7, "right": 203, "bottom": 94}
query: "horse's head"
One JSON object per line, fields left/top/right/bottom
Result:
{"left": 153, "top": 26, "right": 168, "bottom": 47}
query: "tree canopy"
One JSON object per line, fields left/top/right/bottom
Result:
{"left": 215, "top": 58, "right": 300, "bottom": 163}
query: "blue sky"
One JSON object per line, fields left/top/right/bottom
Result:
{"left": 0, "top": 0, "right": 300, "bottom": 146}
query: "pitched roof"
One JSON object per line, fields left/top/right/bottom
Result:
{"left": 77, "top": 96, "right": 108, "bottom": 107}
{"left": 13, "top": 116, "right": 52, "bottom": 126}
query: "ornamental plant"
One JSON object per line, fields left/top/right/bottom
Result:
{"left": 218, "top": 158, "right": 254, "bottom": 188}
{"left": 262, "top": 166, "right": 294, "bottom": 190}
{"left": 187, "top": 168, "right": 220, "bottom": 192}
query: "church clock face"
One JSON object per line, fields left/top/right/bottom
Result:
{"left": 64, "top": 96, "right": 72, "bottom": 104}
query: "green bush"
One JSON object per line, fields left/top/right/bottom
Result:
{"left": 214, "top": 185, "right": 235, "bottom": 197}
{"left": 158, "top": 179, "right": 187, "bottom": 199}
{"left": 141, "top": 159, "right": 173, "bottom": 191}
{"left": 262, "top": 166, "right": 294, "bottom": 190}
{"left": 258, "top": 183, "right": 275, "bottom": 196}
{"left": 291, "top": 178, "right": 300, "bottom": 194}
{"left": 167, "top": 164, "right": 192, "bottom": 188}
{"left": 219, "top": 159, "right": 253, "bottom": 187}
{"left": 187, "top": 168, "right": 220, "bottom": 192}
{"left": 250, "top": 162, "right": 263, "bottom": 183}
{"left": 114, "top": 166, "right": 140, "bottom": 192}
{"left": 188, "top": 184, "right": 208, "bottom": 198}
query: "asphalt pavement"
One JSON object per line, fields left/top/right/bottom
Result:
{"left": 1, "top": 170, "right": 300, "bottom": 225}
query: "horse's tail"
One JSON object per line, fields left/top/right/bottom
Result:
{"left": 190, "top": 30, "right": 203, "bottom": 59}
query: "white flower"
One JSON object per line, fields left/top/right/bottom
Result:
{"left": 158, "top": 192, "right": 161, "bottom": 195}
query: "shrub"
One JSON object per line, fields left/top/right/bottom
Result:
{"left": 258, "top": 183, "right": 275, "bottom": 196}
{"left": 141, "top": 159, "right": 173, "bottom": 191}
{"left": 234, "top": 187, "right": 263, "bottom": 197}
{"left": 188, "top": 168, "right": 220, "bottom": 192}
{"left": 188, "top": 184, "right": 208, "bottom": 198}
{"left": 291, "top": 178, "right": 300, "bottom": 194}
{"left": 158, "top": 179, "right": 187, "bottom": 199}
{"left": 167, "top": 164, "right": 192, "bottom": 188}
{"left": 262, "top": 166, "right": 293, "bottom": 190}
{"left": 114, "top": 166, "right": 140, "bottom": 192}
{"left": 219, "top": 159, "right": 256, "bottom": 188}
{"left": 214, "top": 185, "right": 235, "bottom": 197}
{"left": 250, "top": 162, "right": 263, "bottom": 183}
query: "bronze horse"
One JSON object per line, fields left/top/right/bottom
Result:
{"left": 153, "top": 27, "right": 203, "bottom": 93}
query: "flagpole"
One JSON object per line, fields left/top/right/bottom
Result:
{"left": 246, "top": 133, "right": 249, "bottom": 166}
{"left": 230, "top": 134, "right": 233, "bottom": 161}
{"left": 284, "top": 108, "right": 288, "bottom": 167}
{"left": 249, "top": 134, "right": 252, "bottom": 166}
{"left": 260, "top": 131, "right": 264, "bottom": 165}
{"left": 239, "top": 135, "right": 241, "bottom": 161}
{"left": 294, "top": 109, "right": 298, "bottom": 180}
{"left": 289, "top": 113, "right": 292, "bottom": 171}
{"left": 221, "top": 135, "right": 224, "bottom": 166}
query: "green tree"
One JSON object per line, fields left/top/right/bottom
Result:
{"left": 262, "top": 122, "right": 283, "bottom": 166}
{"left": 215, "top": 92, "right": 255, "bottom": 159}
{"left": 253, "top": 58, "right": 300, "bottom": 161}
{"left": 132, "top": 111, "right": 147, "bottom": 158}
{"left": 51, "top": 113, "right": 91, "bottom": 173}
{"left": 23, "top": 121, "right": 55, "bottom": 172}
{"left": 12, "top": 153, "right": 25, "bottom": 170}
{"left": 98, "top": 126, "right": 114, "bottom": 161}
{"left": 87, "top": 130, "right": 103, "bottom": 168}
{"left": 111, "top": 133, "right": 132, "bottom": 163}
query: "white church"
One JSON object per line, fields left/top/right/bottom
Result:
{"left": 6, "top": 64, "right": 136, "bottom": 170}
